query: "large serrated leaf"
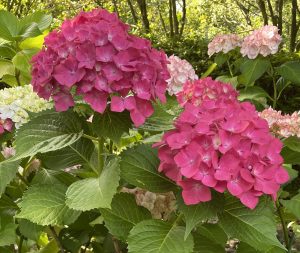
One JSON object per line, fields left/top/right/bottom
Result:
{"left": 238, "top": 58, "right": 271, "bottom": 86}
{"left": 0, "top": 11, "right": 19, "bottom": 41}
{"left": 39, "top": 137, "right": 95, "bottom": 171}
{"left": 281, "top": 193, "right": 300, "bottom": 219}
{"left": 218, "top": 195, "right": 285, "bottom": 251}
{"left": 100, "top": 193, "right": 151, "bottom": 241}
{"left": 21, "top": 12, "right": 52, "bottom": 31}
{"left": 0, "top": 159, "right": 20, "bottom": 196}
{"left": 17, "top": 184, "right": 80, "bottom": 226}
{"left": 178, "top": 193, "right": 224, "bottom": 239}
{"left": 0, "top": 214, "right": 17, "bottom": 246}
{"left": 92, "top": 110, "right": 132, "bottom": 143}
{"left": 14, "top": 110, "right": 83, "bottom": 160}
{"left": 128, "top": 219, "right": 194, "bottom": 253}
{"left": 66, "top": 159, "right": 120, "bottom": 211}
{"left": 276, "top": 61, "right": 300, "bottom": 86}
{"left": 120, "top": 144, "right": 177, "bottom": 192}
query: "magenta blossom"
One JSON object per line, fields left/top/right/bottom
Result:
{"left": 154, "top": 78, "right": 288, "bottom": 209}
{"left": 176, "top": 77, "right": 238, "bottom": 107}
{"left": 31, "top": 8, "right": 169, "bottom": 127}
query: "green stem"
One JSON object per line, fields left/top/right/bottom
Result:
{"left": 277, "top": 81, "right": 291, "bottom": 101}
{"left": 276, "top": 200, "right": 289, "bottom": 248}
{"left": 273, "top": 77, "right": 278, "bottom": 109}
{"left": 18, "top": 236, "right": 24, "bottom": 253}
{"left": 17, "top": 172, "right": 29, "bottom": 187}
{"left": 201, "top": 63, "right": 217, "bottom": 78}
{"left": 98, "top": 137, "right": 104, "bottom": 174}
{"left": 227, "top": 60, "right": 233, "bottom": 77}
{"left": 82, "top": 134, "right": 99, "bottom": 142}
{"left": 49, "top": 226, "right": 64, "bottom": 253}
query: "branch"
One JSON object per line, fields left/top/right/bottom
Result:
{"left": 49, "top": 226, "right": 64, "bottom": 253}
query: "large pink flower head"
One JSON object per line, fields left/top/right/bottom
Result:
{"left": 166, "top": 55, "right": 198, "bottom": 95}
{"left": 31, "top": 8, "right": 170, "bottom": 127}
{"left": 259, "top": 107, "right": 300, "bottom": 138}
{"left": 176, "top": 77, "right": 238, "bottom": 107}
{"left": 240, "top": 25, "right": 282, "bottom": 59}
{"left": 208, "top": 34, "right": 241, "bottom": 57}
{"left": 155, "top": 79, "right": 288, "bottom": 209}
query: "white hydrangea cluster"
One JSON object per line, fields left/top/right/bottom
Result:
{"left": 122, "top": 187, "right": 176, "bottom": 220}
{"left": 0, "top": 85, "right": 52, "bottom": 128}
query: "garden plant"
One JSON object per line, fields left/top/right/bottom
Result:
{"left": 0, "top": 6, "right": 300, "bottom": 253}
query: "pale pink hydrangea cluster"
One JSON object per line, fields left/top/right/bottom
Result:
{"left": 122, "top": 187, "right": 176, "bottom": 220}
{"left": 166, "top": 55, "right": 198, "bottom": 95}
{"left": 155, "top": 78, "right": 289, "bottom": 209}
{"left": 0, "top": 118, "right": 13, "bottom": 136}
{"left": 259, "top": 107, "right": 300, "bottom": 138}
{"left": 208, "top": 34, "right": 241, "bottom": 57}
{"left": 176, "top": 77, "right": 238, "bottom": 107}
{"left": 240, "top": 25, "right": 282, "bottom": 59}
{"left": 31, "top": 9, "right": 169, "bottom": 127}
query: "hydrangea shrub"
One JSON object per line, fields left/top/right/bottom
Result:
{"left": 0, "top": 8, "right": 300, "bottom": 253}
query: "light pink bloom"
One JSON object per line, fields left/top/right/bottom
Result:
{"left": 166, "top": 55, "right": 198, "bottom": 95}
{"left": 31, "top": 8, "right": 170, "bottom": 127}
{"left": 208, "top": 34, "right": 241, "bottom": 57}
{"left": 240, "top": 25, "right": 282, "bottom": 59}
{"left": 154, "top": 78, "right": 288, "bottom": 209}
{"left": 0, "top": 118, "right": 13, "bottom": 136}
{"left": 259, "top": 107, "right": 300, "bottom": 138}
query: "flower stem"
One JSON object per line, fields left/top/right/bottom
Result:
{"left": 273, "top": 77, "right": 278, "bottom": 109}
{"left": 82, "top": 134, "right": 99, "bottom": 142}
{"left": 98, "top": 137, "right": 104, "bottom": 174}
{"left": 276, "top": 200, "right": 289, "bottom": 248}
{"left": 49, "top": 226, "right": 64, "bottom": 253}
{"left": 227, "top": 60, "right": 233, "bottom": 77}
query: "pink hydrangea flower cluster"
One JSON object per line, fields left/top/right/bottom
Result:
{"left": 176, "top": 77, "right": 238, "bottom": 107}
{"left": 240, "top": 25, "right": 282, "bottom": 59}
{"left": 31, "top": 9, "right": 169, "bottom": 127}
{"left": 155, "top": 78, "right": 289, "bottom": 209}
{"left": 166, "top": 55, "right": 198, "bottom": 95}
{"left": 0, "top": 118, "right": 13, "bottom": 136}
{"left": 208, "top": 34, "right": 241, "bottom": 57}
{"left": 259, "top": 107, "right": 300, "bottom": 138}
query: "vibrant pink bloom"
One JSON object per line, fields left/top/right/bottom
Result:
{"left": 0, "top": 118, "right": 13, "bottom": 136}
{"left": 166, "top": 55, "right": 198, "bottom": 95}
{"left": 31, "top": 8, "right": 169, "bottom": 127}
{"left": 208, "top": 34, "right": 241, "bottom": 57}
{"left": 240, "top": 25, "right": 282, "bottom": 59}
{"left": 154, "top": 78, "right": 288, "bottom": 209}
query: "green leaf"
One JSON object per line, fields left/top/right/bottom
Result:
{"left": 214, "top": 53, "right": 228, "bottom": 66}
{"left": 120, "top": 144, "right": 177, "bottom": 192}
{"left": 21, "top": 12, "right": 52, "bottom": 31}
{"left": 19, "top": 31, "right": 47, "bottom": 50}
{"left": 178, "top": 193, "right": 224, "bottom": 239}
{"left": 281, "top": 147, "right": 300, "bottom": 164}
{"left": 18, "top": 23, "right": 42, "bottom": 40}
{"left": 1, "top": 75, "right": 18, "bottom": 87}
{"left": 0, "top": 11, "right": 19, "bottom": 41}
{"left": 236, "top": 243, "right": 286, "bottom": 253}
{"left": 238, "top": 86, "right": 270, "bottom": 101}
{"left": 140, "top": 100, "right": 179, "bottom": 132}
{"left": 0, "top": 214, "right": 17, "bottom": 246}
{"left": 38, "top": 240, "right": 59, "bottom": 253}
{"left": 196, "top": 224, "right": 227, "bottom": 246}
{"left": 218, "top": 195, "right": 285, "bottom": 251}
{"left": 0, "top": 60, "right": 14, "bottom": 78}
{"left": 0, "top": 159, "right": 20, "bottom": 196}
{"left": 100, "top": 193, "right": 151, "bottom": 241}
{"left": 283, "top": 164, "right": 298, "bottom": 182}
{"left": 216, "top": 75, "right": 239, "bottom": 88}
{"left": 18, "top": 219, "right": 43, "bottom": 241}
{"left": 12, "top": 50, "right": 35, "bottom": 77}
{"left": 276, "top": 61, "right": 300, "bottom": 86}
{"left": 92, "top": 110, "right": 132, "bottom": 143}
{"left": 0, "top": 45, "right": 15, "bottom": 58}
{"left": 193, "top": 227, "right": 226, "bottom": 253}
{"left": 66, "top": 159, "right": 120, "bottom": 211}
{"left": 17, "top": 183, "right": 80, "bottom": 226}
{"left": 281, "top": 193, "right": 300, "bottom": 219}
{"left": 128, "top": 219, "right": 194, "bottom": 253}
{"left": 13, "top": 110, "right": 83, "bottom": 160}
{"left": 39, "top": 137, "right": 95, "bottom": 171}
{"left": 283, "top": 136, "right": 300, "bottom": 153}
{"left": 238, "top": 58, "right": 271, "bottom": 86}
